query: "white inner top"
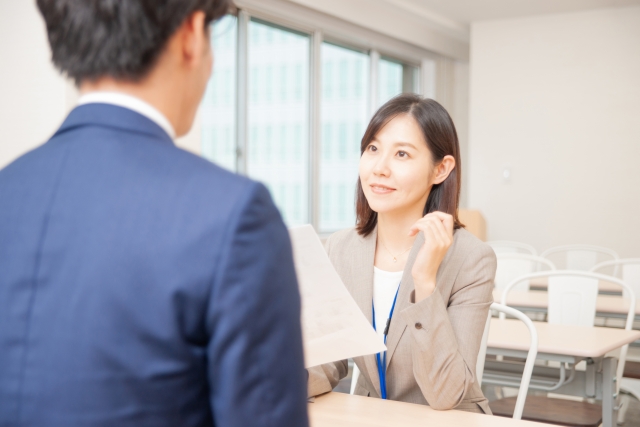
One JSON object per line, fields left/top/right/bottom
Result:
{"left": 373, "top": 267, "right": 404, "bottom": 343}
{"left": 78, "top": 91, "right": 176, "bottom": 139}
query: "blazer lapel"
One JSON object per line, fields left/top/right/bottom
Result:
{"left": 385, "top": 231, "right": 425, "bottom": 368}
{"left": 351, "top": 227, "right": 382, "bottom": 397}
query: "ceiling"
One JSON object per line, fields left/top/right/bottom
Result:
{"left": 382, "top": 0, "right": 640, "bottom": 25}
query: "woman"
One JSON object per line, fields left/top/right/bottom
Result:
{"left": 307, "top": 94, "right": 496, "bottom": 414}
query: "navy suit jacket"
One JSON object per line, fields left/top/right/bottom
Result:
{"left": 0, "top": 104, "right": 309, "bottom": 427}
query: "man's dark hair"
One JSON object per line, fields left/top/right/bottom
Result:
{"left": 37, "top": 0, "right": 232, "bottom": 85}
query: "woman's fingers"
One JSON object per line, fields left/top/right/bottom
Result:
{"left": 408, "top": 226, "right": 420, "bottom": 237}
{"left": 423, "top": 212, "right": 453, "bottom": 237}
{"left": 425, "top": 221, "right": 446, "bottom": 248}
{"left": 427, "top": 219, "right": 449, "bottom": 246}
{"left": 409, "top": 211, "right": 454, "bottom": 239}
{"left": 429, "top": 211, "right": 454, "bottom": 233}
{"left": 408, "top": 217, "right": 430, "bottom": 236}
{"left": 410, "top": 217, "right": 448, "bottom": 247}
{"left": 409, "top": 219, "right": 430, "bottom": 237}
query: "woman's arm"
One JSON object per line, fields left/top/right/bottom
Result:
{"left": 399, "top": 243, "right": 496, "bottom": 410}
{"left": 307, "top": 361, "right": 349, "bottom": 397}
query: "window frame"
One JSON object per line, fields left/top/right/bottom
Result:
{"left": 211, "top": 1, "right": 445, "bottom": 235}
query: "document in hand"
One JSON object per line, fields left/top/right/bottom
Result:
{"left": 289, "top": 225, "right": 386, "bottom": 368}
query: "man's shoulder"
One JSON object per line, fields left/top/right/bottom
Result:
{"left": 170, "top": 144, "right": 252, "bottom": 188}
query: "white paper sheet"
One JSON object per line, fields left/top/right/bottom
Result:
{"left": 289, "top": 225, "right": 386, "bottom": 368}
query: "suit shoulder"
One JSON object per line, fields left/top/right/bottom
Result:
{"left": 453, "top": 228, "right": 496, "bottom": 262}
{"left": 327, "top": 227, "right": 358, "bottom": 244}
{"left": 171, "top": 146, "right": 250, "bottom": 184}
{"left": 325, "top": 227, "right": 360, "bottom": 253}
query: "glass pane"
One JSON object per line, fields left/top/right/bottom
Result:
{"left": 201, "top": 15, "right": 237, "bottom": 171}
{"left": 248, "top": 20, "right": 310, "bottom": 226}
{"left": 319, "top": 43, "right": 370, "bottom": 232}
{"left": 378, "top": 57, "right": 403, "bottom": 107}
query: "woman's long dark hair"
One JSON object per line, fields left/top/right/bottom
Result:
{"left": 355, "top": 93, "right": 464, "bottom": 236}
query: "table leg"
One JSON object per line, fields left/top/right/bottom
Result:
{"left": 586, "top": 358, "right": 596, "bottom": 398}
{"left": 601, "top": 357, "right": 619, "bottom": 427}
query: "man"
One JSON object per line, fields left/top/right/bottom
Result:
{"left": 0, "top": 1, "right": 308, "bottom": 426}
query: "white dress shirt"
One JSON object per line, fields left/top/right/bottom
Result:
{"left": 372, "top": 266, "right": 403, "bottom": 342}
{"left": 78, "top": 91, "right": 176, "bottom": 139}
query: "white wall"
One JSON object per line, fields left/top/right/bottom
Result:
{"left": 0, "top": 1, "right": 73, "bottom": 169}
{"left": 469, "top": 6, "right": 640, "bottom": 256}
{"left": 282, "top": 0, "right": 469, "bottom": 60}
{"left": 0, "top": 2, "right": 200, "bottom": 169}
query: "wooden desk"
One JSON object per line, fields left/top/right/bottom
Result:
{"left": 486, "top": 318, "right": 640, "bottom": 427}
{"left": 492, "top": 289, "right": 640, "bottom": 316}
{"left": 488, "top": 318, "right": 640, "bottom": 359}
{"left": 309, "top": 392, "right": 552, "bottom": 427}
{"left": 529, "top": 277, "right": 621, "bottom": 294}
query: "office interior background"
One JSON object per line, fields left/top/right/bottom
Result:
{"left": 2, "top": 0, "right": 639, "bottom": 254}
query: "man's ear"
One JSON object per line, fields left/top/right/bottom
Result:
{"left": 432, "top": 155, "right": 456, "bottom": 185}
{"left": 180, "top": 11, "right": 208, "bottom": 68}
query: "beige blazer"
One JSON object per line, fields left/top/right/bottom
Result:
{"left": 308, "top": 226, "right": 496, "bottom": 414}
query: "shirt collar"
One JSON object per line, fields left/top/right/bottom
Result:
{"left": 78, "top": 91, "right": 176, "bottom": 139}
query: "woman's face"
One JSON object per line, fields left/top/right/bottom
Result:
{"left": 359, "top": 114, "right": 435, "bottom": 216}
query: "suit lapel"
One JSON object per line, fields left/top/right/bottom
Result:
{"left": 351, "top": 227, "right": 382, "bottom": 397}
{"left": 385, "top": 232, "right": 424, "bottom": 368}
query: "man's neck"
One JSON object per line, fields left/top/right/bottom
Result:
{"left": 80, "top": 76, "right": 182, "bottom": 136}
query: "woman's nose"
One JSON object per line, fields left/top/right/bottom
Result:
{"left": 372, "top": 153, "right": 391, "bottom": 176}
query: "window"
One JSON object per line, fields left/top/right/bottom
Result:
{"left": 378, "top": 57, "right": 403, "bottom": 107}
{"left": 378, "top": 57, "right": 420, "bottom": 107}
{"left": 318, "top": 43, "right": 369, "bottom": 232}
{"left": 247, "top": 20, "right": 310, "bottom": 226}
{"left": 201, "top": 10, "right": 433, "bottom": 232}
{"left": 201, "top": 15, "right": 237, "bottom": 172}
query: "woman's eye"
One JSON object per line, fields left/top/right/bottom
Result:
{"left": 397, "top": 151, "right": 408, "bottom": 157}
{"left": 368, "top": 145, "right": 377, "bottom": 152}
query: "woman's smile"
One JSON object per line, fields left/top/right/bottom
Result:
{"left": 370, "top": 183, "right": 396, "bottom": 194}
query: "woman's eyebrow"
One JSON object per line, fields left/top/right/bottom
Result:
{"left": 393, "top": 141, "right": 418, "bottom": 149}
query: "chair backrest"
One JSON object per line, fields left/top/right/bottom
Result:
{"left": 477, "top": 303, "right": 538, "bottom": 420}
{"left": 623, "top": 263, "right": 640, "bottom": 297}
{"left": 591, "top": 258, "right": 640, "bottom": 298}
{"left": 540, "top": 245, "right": 619, "bottom": 271}
{"left": 501, "top": 270, "right": 635, "bottom": 392}
{"left": 494, "top": 254, "right": 555, "bottom": 292}
{"left": 547, "top": 274, "right": 598, "bottom": 327}
{"left": 488, "top": 241, "right": 537, "bottom": 256}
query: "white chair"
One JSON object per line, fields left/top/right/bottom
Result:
{"left": 494, "top": 253, "right": 555, "bottom": 292}
{"left": 477, "top": 303, "right": 538, "bottom": 420}
{"left": 541, "top": 245, "right": 619, "bottom": 272}
{"left": 591, "top": 258, "right": 640, "bottom": 298}
{"left": 501, "top": 270, "right": 636, "bottom": 390}
{"left": 350, "top": 362, "right": 360, "bottom": 395}
{"left": 591, "top": 259, "right": 640, "bottom": 405}
{"left": 488, "top": 241, "right": 537, "bottom": 256}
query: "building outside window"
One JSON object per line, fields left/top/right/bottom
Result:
{"left": 201, "top": 15, "right": 237, "bottom": 172}
{"left": 200, "top": 12, "right": 430, "bottom": 233}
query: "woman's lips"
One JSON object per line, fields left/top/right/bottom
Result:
{"left": 370, "top": 184, "right": 395, "bottom": 194}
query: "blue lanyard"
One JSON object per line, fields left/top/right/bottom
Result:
{"left": 372, "top": 283, "right": 400, "bottom": 400}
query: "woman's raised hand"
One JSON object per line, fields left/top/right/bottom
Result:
{"left": 408, "top": 211, "right": 454, "bottom": 302}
